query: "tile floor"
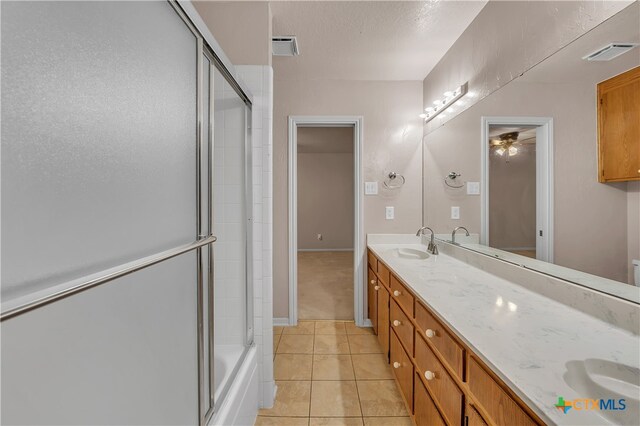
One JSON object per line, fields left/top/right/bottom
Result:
{"left": 257, "top": 321, "right": 411, "bottom": 426}
{"left": 298, "top": 252, "right": 354, "bottom": 320}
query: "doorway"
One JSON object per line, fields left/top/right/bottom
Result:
{"left": 481, "top": 117, "right": 554, "bottom": 262}
{"left": 288, "top": 116, "right": 364, "bottom": 326}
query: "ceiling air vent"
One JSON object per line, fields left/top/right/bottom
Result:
{"left": 272, "top": 36, "right": 299, "bottom": 56}
{"left": 583, "top": 43, "right": 639, "bottom": 61}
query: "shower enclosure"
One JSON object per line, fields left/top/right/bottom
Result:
{"left": 1, "top": 1, "right": 253, "bottom": 424}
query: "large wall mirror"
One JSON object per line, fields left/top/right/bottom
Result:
{"left": 423, "top": 2, "right": 639, "bottom": 303}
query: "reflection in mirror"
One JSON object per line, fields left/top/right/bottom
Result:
{"left": 488, "top": 126, "right": 538, "bottom": 259}
{"left": 423, "top": 2, "right": 640, "bottom": 302}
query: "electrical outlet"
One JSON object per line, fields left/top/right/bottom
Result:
{"left": 467, "top": 181, "right": 480, "bottom": 195}
{"left": 385, "top": 206, "right": 395, "bottom": 220}
{"left": 317, "top": 234, "right": 323, "bottom": 240}
{"left": 365, "top": 181, "right": 378, "bottom": 195}
{"left": 451, "top": 206, "right": 460, "bottom": 220}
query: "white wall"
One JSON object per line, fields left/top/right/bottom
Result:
{"left": 298, "top": 152, "right": 354, "bottom": 250}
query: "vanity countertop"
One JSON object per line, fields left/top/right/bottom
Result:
{"left": 367, "top": 241, "right": 639, "bottom": 426}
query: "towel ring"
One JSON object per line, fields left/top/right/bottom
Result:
{"left": 383, "top": 172, "right": 405, "bottom": 189}
{"left": 444, "top": 172, "right": 464, "bottom": 188}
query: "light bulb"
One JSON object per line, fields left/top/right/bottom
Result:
{"left": 419, "top": 113, "right": 427, "bottom": 119}
{"left": 496, "top": 297, "right": 504, "bottom": 307}
{"left": 433, "top": 100, "right": 441, "bottom": 105}
{"left": 508, "top": 302, "right": 518, "bottom": 312}
{"left": 496, "top": 147, "right": 505, "bottom": 156}
{"left": 443, "top": 91, "right": 453, "bottom": 98}
{"left": 425, "top": 107, "right": 434, "bottom": 113}
{"left": 508, "top": 146, "right": 518, "bottom": 156}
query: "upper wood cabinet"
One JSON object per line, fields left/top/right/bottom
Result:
{"left": 597, "top": 65, "right": 640, "bottom": 182}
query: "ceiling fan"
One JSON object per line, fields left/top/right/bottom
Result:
{"left": 489, "top": 131, "right": 535, "bottom": 160}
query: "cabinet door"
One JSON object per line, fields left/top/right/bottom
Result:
{"left": 368, "top": 267, "right": 378, "bottom": 334}
{"left": 377, "top": 285, "right": 390, "bottom": 362}
{"left": 598, "top": 65, "right": 640, "bottom": 182}
{"left": 415, "top": 374, "right": 446, "bottom": 426}
{"left": 467, "top": 403, "right": 489, "bottom": 426}
{"left": 391, "top": 331, "right": 414, "bottom": 413}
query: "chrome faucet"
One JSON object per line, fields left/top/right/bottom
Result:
{"left": 416, "top": 226, "right": 439, "bottom": 255}
{"left": 451, "top": 226, "right": 470, "bottom": 244}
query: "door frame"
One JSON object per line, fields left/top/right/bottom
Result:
{"left": 288, "top": 116, "right": 365, "bottom": 326}
{"left": 480, "top": 116, "right": 554, "bottom": 262}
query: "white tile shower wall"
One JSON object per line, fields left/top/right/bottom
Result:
{"left": 235, "top": 65, "right": 275, "bottom": 409}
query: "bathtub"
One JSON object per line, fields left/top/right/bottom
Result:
{"left": 209, "top": 344, "right": 258, "bottom": 426}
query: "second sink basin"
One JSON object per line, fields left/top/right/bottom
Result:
{"left": 563, "top": 359, "right": 639, "bottom": 424}
{"left": 387, "top": 247, "right": 429, "bottom": 260}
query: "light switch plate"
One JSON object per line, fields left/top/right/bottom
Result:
{"left": 385, "top": 206, "right": 394, "bottom": 220}
{"left": 467, "top": 181, "right": 480, "bottom": 195}
{"left": 451, "top": 206, "right": 460, "bottom": 220}
{"left": 365, "top": 181, "right": 378, "bottom": 195}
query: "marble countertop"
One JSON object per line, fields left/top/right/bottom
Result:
{"left": 368, "top": 240, "right": 639, "bottom": 426}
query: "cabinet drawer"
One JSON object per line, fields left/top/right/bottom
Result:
{"left": 468, "top": 356, "right": 537, "bottom": 426}
{"left": 415, "top": 372, "right": 446, "bottom": 426}
{"left": 377, "top": 261, "right": 390, "bottom": 288}
{"left": 415, "top": 334, "right": 464, "bottom": 426}
{"left": 390, "top": 275, "right": 414, "bottom": 316}
{"left": 367, "top": 250, "right": 378, "bottom": 270}
{"left": 390, "top": 300, "right": 414, "bottom": 354}
{"left": 415, "top": 301, "right": 464, "bottom": 379}
{"left": 467, "top": 403, "right": 488, "bottom": 426}
{"left": 390, "top": 330, "right": 414, "bottom": 413}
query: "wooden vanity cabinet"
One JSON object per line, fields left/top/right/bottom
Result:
{"left": 366, "top": 249, "right": 544, "bottom": 426}
{"left": 597, "top": 65, "right": 640, "bottom": 182}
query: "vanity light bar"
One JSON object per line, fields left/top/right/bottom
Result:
{"left": 422, "top": 82, "right": 468, "bottom": 123}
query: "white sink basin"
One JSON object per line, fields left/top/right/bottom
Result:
{"left": 563, "top": 359, "right": 639, "bottom": 424}
{"left": 386, "top": 248, "right": 429, "bottom": 260}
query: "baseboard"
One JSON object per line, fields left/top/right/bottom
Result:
{"left": 297, "top": 248, "right": 354, "bottom": 252}
{"left": 361, "top": 318, "right": 373, "bottom": 327}
{"left": 498, "top": 246, "right": 536, "bottom": 251}
{"left": 273, "top": 317, "right": 290, "bottom": 326}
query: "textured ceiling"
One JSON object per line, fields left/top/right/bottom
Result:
{"left": 271, "top": 1, "right": 488, "bottom": 81}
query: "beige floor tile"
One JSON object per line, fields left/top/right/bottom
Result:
{"left": 283, "top": 321, "right": 316, "bottom": 335}
{"left": 259, "top": 381, "right": 311, "bottom": 417}
{"left": 310, "top": 418, "right": 363, "bottom": 426}
{"left": 274, "top": 326, "right": 285, "bottom": 335}
{"left": 315, "top": 321, "right": 347, "bottom": 335}
{"left": 351, "top": 354, "right": 393, "bottom": 380}
{"left": 299, "top": 251, "right": 354, "bottom": 320}
{"left": 275, "top": 354, "right": 313, "bottom": 380}
{"left": 312, "top": 354, "right": 354, "bottom": 380}
{"left": 310, "top": 381, "right": 362, "bottom": 417}
{"left": 274, "top": 333, "right": 282, "bottom": 353}
{"left": 347, "top": 335, "right": 383, "bottom": 354}
{"left": 314, "top": 334, "right": 350, "bottom": 354}
{"left": 356, "top": 381, "right": 407, "bottom": 417}
{"left": 255, "top": 416, "right": 309, "bottom": 425}
{"left": 277, "top": 335, "right": 315, "bottom": 354}
{"left": 345, "top": 323, "right": 374, "bottom": 335}
{"left": 363, "top": 417, "right": 412, "bottom": 426}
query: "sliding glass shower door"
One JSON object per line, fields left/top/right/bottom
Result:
{"left": 1, "top": 1, "right": 253, "bottom": 424}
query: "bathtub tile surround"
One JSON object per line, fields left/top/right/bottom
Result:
{"left": 235, "top": 65, "right": 275, "bottom": 411}
{"left": 259, "top": 321, "right": 411, "bottom": 425}
{"left": 367, "top": 234, "right": 640, "bottom": 425}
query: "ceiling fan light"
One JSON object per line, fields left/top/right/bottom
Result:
{"left": 508, "top": 146, "right": 518, "bottom": 156}
{"left": 496, "top": 147, "right": 505, "bottom": 156}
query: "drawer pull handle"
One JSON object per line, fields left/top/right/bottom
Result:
{"left": 425, "top": 370, "right": 436, "bottom": 381}
{"left": 392, "top": 320, "right": 401, "bottom": 327}
{"left": 425, "top": 329, "right": 436, "bottom": 338}
{"left": 393, "top": 290, "right": 401, "bottom": 297}
{"left": 374, "top": 285, "right": 380, "bottom": 291}
{"left": 370, "top": 279, "right": 376, "bottom": 284}
{"left": 393, "top": 362, "right": 401, "bottom": 369}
